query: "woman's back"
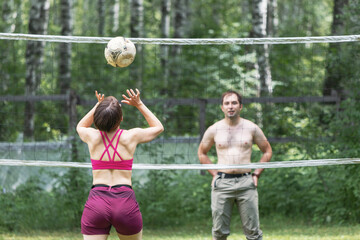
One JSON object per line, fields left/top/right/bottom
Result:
{"left": 77, "top": 89, "right": 164, "bottom": 187}
{"left": 88, "top": 128, "right": 135, "bottom": 186}
{"left": 89, "top": 128, "right": 134, "bottom": 162}
{"left": 77, "top": 89, "right": 163, "bottom": 240}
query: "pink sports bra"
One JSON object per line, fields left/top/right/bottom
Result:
{"left": 91, "top": 129, "right": 133, "bottom": 170}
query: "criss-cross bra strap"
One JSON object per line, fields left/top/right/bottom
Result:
{"left": 99, "top": 131, "right": 111, "bottom": 161}
{"left": 113, "top": 129, "right": 124, "bottom": 161}
{"left": 103, "top": 129, "right": 123, "bottom": 161}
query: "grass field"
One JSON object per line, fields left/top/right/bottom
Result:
{"left": 1, "top": 217, "right": 359, "bottom": 240}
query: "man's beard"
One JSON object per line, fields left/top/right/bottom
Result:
{"left": 227, "top": 111, "right": 237, "bottom": 118}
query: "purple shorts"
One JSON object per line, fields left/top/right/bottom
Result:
{"left": 81, "top": 185, "right": 143, "bottom": 235}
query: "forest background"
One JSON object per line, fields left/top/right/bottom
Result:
{"left": 0, "top": 0, "right": 360, "bottom": 232}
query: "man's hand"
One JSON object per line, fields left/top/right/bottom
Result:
{"left": 252, "top": 173, "right": 260, "bottom": 187}
{"left": 211, "top": 174, "right": 218, "bottom": 187}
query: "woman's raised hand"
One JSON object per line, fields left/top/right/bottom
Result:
{"left": 95, "top": 90, "right": 105, "bottom": 103}
{"left": 121, "top": 88, "right": 142, "bottom": 107}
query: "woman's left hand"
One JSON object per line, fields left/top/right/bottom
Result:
{"left": 95, "top": 90, "right": 105, "bottom": 103}
{"left": 121, "top": 88, "right": 142, "bottom": 107}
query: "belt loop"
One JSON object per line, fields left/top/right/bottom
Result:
{"left": 221, "top": 173, "right": 225, "bottom": 179}
{"left": 108, "top": 186, "right": 111, "bottom": 191}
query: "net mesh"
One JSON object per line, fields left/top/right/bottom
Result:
{"left": 0, "top": 33, "right": 359, "bottom": 235}
{"left": 1, "top": 34, "right": 359, "bottom": 186}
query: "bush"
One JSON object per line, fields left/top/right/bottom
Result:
{"left": 0, "top": 167, "right": 90, "bottom": 232}
{"left": 135, "top": 169, "right": 212, "bottom": 227}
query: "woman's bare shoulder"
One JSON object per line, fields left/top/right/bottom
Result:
{"left": 77, "top": 127, "right": 101, "bottom": 143}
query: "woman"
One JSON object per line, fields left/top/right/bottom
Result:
{"left": 76, "top": 89, "right": 164, "bottom": 240}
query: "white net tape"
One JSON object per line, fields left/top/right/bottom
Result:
{"left": 0, "top": 33, "right": 359, "bottom": 45}
{"left": 0, "top": 158, "right": 359, "bottom": 170}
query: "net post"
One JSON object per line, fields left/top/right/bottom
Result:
{"left": 199, "top": 99, "right": 207, "bottom": 139}
{"left": 198, "top": 99, "right": 207, "bottom": 176}
{"left": 67, "top": 89, "right": 78, "bottom": 160}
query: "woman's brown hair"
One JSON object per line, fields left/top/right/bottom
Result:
{"left": 94, "top": 96, "right": 122, "bottom": 132}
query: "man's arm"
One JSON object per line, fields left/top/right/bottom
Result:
{"left": 253, "top": 126, "right": 272, "bottom": 186}
{"left": 198, "top": 127, "right": 218, "bottom": 177}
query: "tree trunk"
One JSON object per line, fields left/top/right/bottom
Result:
{"left": 98, "top": 0, "right": 106, "bottom": 36}
{"left": 251, "top": 0, "right": 272, "bottom": 97}
{"left": 109, "top": 0, "right": 120, "bottom": 34}
{"left": 58, "top": 0, "right": 75, "bottom": 154}
{"left": 1, "top": 0, "right": 18, "bottom": 92}
{"left": 68, "top": 90, "right": 78, "bottom": 160}
{"left": 323, "top": 0, "right": 349, "bottom": 96}
{"left": 250, "top": 0, "right": 273, "bottom": 128}
{"left": 24, "top": 0, "right": 50, "bottom": 141}
{"left": 172, "top": 0, "right": 187, "bottom": 55}
{"left": 267, "top": 0, "right": 278, "bottom": 37}
{"left": 59, "top": 0, "right": 73, "bottom": 95}
{"left": 160, "top": 0, "right": 171, "bottom": 94}
{"left": 170, "top": 0, "right": 188, "bottom": 95}
{"left": 2, "top": 0, "right": 17, "bottom": 33}
{"left": 130, "top": 0, "right": 144, "bottom": 89}
{"left": 211, "top": 0, "right": 221, "bottom": 27}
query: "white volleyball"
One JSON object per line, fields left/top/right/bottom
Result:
{"left": 104, "top": 37, "right": 136, "bottom": 68}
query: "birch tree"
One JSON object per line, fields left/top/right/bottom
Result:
{"left": 170, "top": 0, "right": 188, "bottom": 94}
{"left": 1, "top": 0, "right": 19, "bottom": 91}
{"left": 1, "top": 0, "right": 17, "bottom": 33}
{"left": 251, "top": 0, "right": 272, "bottom": 97}
{"left": 323, "top": 0, "right": 349, "bottom": 96}
{"left": 161, "top": 0, "right": 171, "bottom": 93}
{"left": 267, "top": 0, "right": 278, "bottom": 37}
{"left": 130, "top": 0, "right": 144, "bottom": 88}
{"left": 98, "top": 0, "right": 106, "bottom": 36}
{"left": 172, "top": 0, "right": 187, "bottom": 55}
{"left": 58, "top": 0, "right": 76, "bottom": 153}
{"left": 108, "top": 0, "right": 120, "bottom": 34}
{"left": 59, "top": 0, "right": 73, "bottom": 95}
{"left": 24, "top": 0, "right": 50, "bottom": 141}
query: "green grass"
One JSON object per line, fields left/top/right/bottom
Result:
{"left": 1, "top": 217, "right": 359, "bottom": 240}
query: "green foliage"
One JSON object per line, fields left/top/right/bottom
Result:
{"left": 0, "top": 176, "right": 58, "bottom": 231}
{"left": 0, "top": 168, "right": 91, "bottom": 232}
{"left": 259, "top": 82, "right": 360, "bottom": 224}
{"left": 52, "top": 168, "right": 91, "bottom": 229}
{"left": 135, "top": 169, "right": 212, "bottom": 227}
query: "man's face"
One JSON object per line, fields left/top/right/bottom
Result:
{"left": 221, "top": 93, "right": 242, "bottom": 119}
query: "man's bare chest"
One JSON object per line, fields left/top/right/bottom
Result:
{"left": 214, "top": 129, "right": 253, "bottom": 149}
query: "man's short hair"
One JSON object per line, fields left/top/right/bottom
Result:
{"left": 221, "top": 90, "right": 242, "bottom": 105}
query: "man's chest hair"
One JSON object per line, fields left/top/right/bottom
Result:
{"left": 214, "top": 127, "right": 254, "bottom": 149}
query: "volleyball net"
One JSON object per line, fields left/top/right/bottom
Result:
{"left": 1, "top": 32, "right": 359, "bottom": 44}
{"left": 0, "top": 32, "right": 360, "bottom": 234}
{"left": 1, "top": 32, "right": 359, "bottom": 167}
{"left": 0, "top": 33, "right": 358, "bottom": 192}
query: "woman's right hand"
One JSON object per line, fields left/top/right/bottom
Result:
{"left": 95, "top": 90, "right": 105, "bottom": 103}
{"left": 121, "top": 88, "right": 143, "bottom": 107}
{"left": 121, "top": 88, "right": 163, "bottom": 144}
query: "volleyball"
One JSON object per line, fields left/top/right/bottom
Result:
{"left": 104, "top": 36, "right": 136, "bottom": 68}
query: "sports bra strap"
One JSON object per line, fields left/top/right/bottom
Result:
{"left": 113, "top": 130, "right": 124, "bottom": 161}
{"left": 102, "top": 129, "right": 123, "bottom": 162}
{"left": 99, "top": 131, "right": 111, "bottom": 161}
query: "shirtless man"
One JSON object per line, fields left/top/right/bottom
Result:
{"left": 198, "top": 90, "right": 272, "bottom": 240}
